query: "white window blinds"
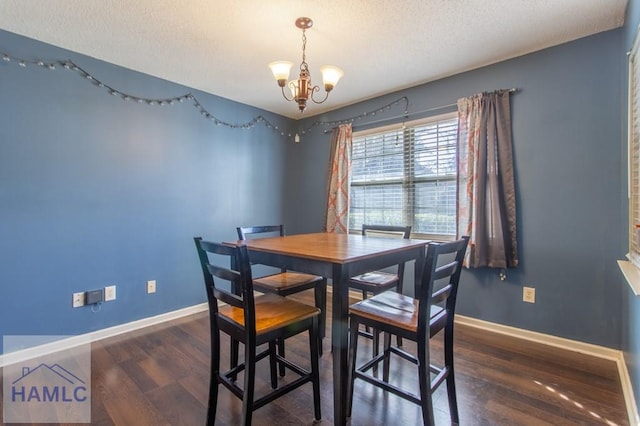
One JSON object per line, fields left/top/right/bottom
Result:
{"left": 349, "top": 113, "right": 458, "bottom": 237}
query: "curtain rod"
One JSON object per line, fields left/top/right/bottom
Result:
{"left": 323, "top": 87, "right": 518, "bottom": 134}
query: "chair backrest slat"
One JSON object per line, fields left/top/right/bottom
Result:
{"left": 205, "top": 264, "right": 244, "bottom": 308}
{"left": 433, "top": 260, "right": 459, "bottom": 281}
{"left": 237, "top": 225, "right": 285, "bottom": 240}
{"left": 431, "top": 284, "right": 452, "bottom": 304}
{"left": 417, "top": 237, "right": 469, "bottom": 334}
{"left": 362, "top": 224, "right": 411, "bottom": 239}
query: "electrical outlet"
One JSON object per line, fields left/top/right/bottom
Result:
{"left": 147, "top": 280, "right": 156, "bottom": 294}
{"left": 72, "top": 292, "right": 85, "bottom": 308}
{"left": 104, "top": 285, "right": 116, "bottom": 301}
{"left": 523, "top": 286, "right": 536, "bottom": 303}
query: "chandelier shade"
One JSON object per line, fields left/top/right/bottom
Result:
{"left": 269, "top": 17, "right": 343, "bottom": 112}
{"left": 320, "top": 65, "right": 344, "bottom": 91}
{"left": 268, "top": 61, "right": 294, "bottom": 86}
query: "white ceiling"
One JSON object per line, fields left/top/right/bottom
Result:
{"left": 0, "top": 0, "right": 628, "bottom": 119}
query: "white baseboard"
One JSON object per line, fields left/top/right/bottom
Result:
{"left": 616, "top": 352, "right": 640, "bottom": 426}
{"left": 456, "top": 315, "right": 640, "bottom": 426}
{"left": 455, "top": 315, "right": 619, "bottom": 359}
{"left": 0, "top": 303, "right": 208, "bottom": 367}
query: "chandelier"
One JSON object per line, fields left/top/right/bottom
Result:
{"left": 269, "top": 17, "right": 343, "bottom": 113}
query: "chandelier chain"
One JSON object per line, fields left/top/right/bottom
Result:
{"left": 301, "top": 29, "right": 308, "bottom": 71}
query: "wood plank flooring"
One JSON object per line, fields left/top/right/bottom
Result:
{"left": 0, "top": 290, "right": 629, "bottom": 425}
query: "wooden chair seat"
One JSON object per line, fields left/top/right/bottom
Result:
{"left": 348, "top": 291, "right": 444, "bottom": 335}
{"left": 219, "top": 293, "right": 320, "bottom": 335}
{"left": 253, "top": 271, "right": 323, "bottom": 295}
{"left": 348, "top": 271, "right": 399, "bottom": 293}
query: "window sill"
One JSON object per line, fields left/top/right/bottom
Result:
{"left": 618, "top": 258, "right": 640, "bottom": 296}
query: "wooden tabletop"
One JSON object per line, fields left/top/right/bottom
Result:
{"left": 237, "top": 232, "right": 428, "bottom": 264}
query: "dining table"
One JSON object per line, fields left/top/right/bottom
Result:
{"left": 236, "top": 232, "right": 428, "bottom": 425}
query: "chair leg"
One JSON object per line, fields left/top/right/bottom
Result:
{"left": 362, "top": 290, "right": 370, "bottom": 334}
{"left": 277, "top": 338, "right": 286, "bottom": 377}
{"left": 347, "top": 315, "right": 360, "bottom": 418}
{"left": 207, "top": 327, "right": 221, "bottom": 426}
{"left": 268, "top": 341, "right": 278, "bottom": 389}
{"left": 309, "top": 317, "right": 322, "bottom": 421}
{"left": 417, "top": 336, "right": 435, "bottom": 426}
{"left": 230, "top": 337, "right": 239, "bottom": 381}
{"left": 241, "top": 339, "right": 257, "bottom": 426}
{"left": 395, "top": 282, "right": 403, "bottom": 348}
{"left": 372, "top": 328, "right": 380, "bottom": 375}
{"left": 444, "top": 323, "right": 459, "bottom": 424}
{"left": 314, "top": 278, "right": 327, "bottom": 356}
{"left": 382, "top": 331, "right": 391, "bottom": 383}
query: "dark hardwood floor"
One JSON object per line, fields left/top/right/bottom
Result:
{"left": 1, "top": 290, "right": 629, "bottom": 425}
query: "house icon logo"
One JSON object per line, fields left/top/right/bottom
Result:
{"left": 11, "top": 363, "right": 87, "bottom": 403}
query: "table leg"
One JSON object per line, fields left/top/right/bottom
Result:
{"left": 331, "top": 266, "right": 349, "bottom": 426}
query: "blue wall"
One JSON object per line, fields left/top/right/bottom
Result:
{"left": 0, "top": 30, "right": 293, "bottom": 354}
{"left": 286, "top": 29, "right": 626, "bottom": 350}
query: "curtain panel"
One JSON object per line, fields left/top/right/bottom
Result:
{"left": 457, "top": 90, "right": 518, "bottom": 268}
{"left": 325, "top": 123, "right": 353, "bottom": 233}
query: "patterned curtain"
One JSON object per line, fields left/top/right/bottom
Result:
{"left": 325, "top": 124, "right": 353, "bottom": 233}
{"left": 457, "top": 90, "right": 518, "bottom": 268}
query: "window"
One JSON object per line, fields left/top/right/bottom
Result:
{"left": 349, "top": 112, "right": 458, "bottom": 239}
{"left": 621, "top": 28, "right": 640, "bottom": 295}
{"left": 629, "top": 30, "right": 640, "bottom": 269}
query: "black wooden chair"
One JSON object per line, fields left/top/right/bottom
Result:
{"left": 237, "top": 225, "right": 327, "bottom": 360}
{"left": 348, "top": 224, "right": 412, "bottom": 355}
{"left": 347, "top": 236, "right": 469, "bottom": 426}
{"left": 194, "top": 237, "right": 321, "bottom": 425}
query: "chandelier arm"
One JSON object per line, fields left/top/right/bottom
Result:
{"left": 280, "top": 85, "right": 295, "bottom": 102}
{"left": 310, "top": 86, "right": 330, "bottom": 104}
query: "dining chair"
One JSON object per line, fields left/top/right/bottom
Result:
{"left": 348, "top": 224, "right": 412, "bottom": 356}
{"left": 346, "top": 236, "right": 469, "bottom": 426}
{"left": 194, "top": 237, "right": 321, "bottom": 426}
{"left": 237, "top": 225, "right": 327, "bottom": 361}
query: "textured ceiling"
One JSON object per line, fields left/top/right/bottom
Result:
{"left": 0, "top": 0, "right": 629, "bottom": 119}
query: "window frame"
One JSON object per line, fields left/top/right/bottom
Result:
{"left": 620, "top": 25, "right": 640, "bottom": 296}
{"left": 629, "top": 28, "right": 640, "bottom": 269}
{"left": 349, "top": 112, "right": 458, "bottom": 241}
